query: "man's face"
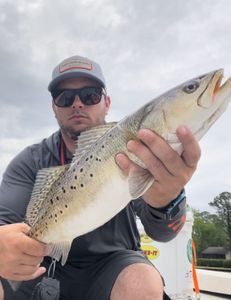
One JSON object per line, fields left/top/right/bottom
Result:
{"left": 52, "top": 77, "right": 111, "bottom": 140}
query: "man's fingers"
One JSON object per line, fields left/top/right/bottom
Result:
{"left": 176, "top": 126, "right": 201, "bottom": 168}
{"left": 127, "top": 138, "right": 166, "bottom": 177}
{"left": 7, "top": 223, "right": 48, "bottom": 257}
{"left": 13, "top": 264, "right": 42, "bottom": 276}
{"left": 20, "top": 254, "right": 44, "bottom": 266}
{"left": 115, "top": 153, "right": 132, "bottom": 176}
{"left": 10, "top": 266, "right": 46, "bottom": 282}
{"left": 21, "top": 235, "right": 48, "bottom": 257}
{"left": 136, "top": 129, "right": 184, "bottom": 177}
{"left": 17, "top": 223, "right": 31, "bottom": 234}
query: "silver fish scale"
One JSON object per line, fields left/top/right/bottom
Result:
{"left": 28, "top": 123, "right": 135, "bottom": 240}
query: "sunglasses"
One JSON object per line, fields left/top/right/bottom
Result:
{"left": 51, "top": 86, "right": 105, "bottom": 107}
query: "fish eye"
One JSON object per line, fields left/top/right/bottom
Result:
{"left": 183, "top": 81, "right": 199, "bottom": 94}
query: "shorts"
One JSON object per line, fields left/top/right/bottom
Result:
{"left": 2, "top": 250, "right": 166, "bottom": 300}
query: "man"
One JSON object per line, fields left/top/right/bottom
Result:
{"left": 0, "top": 55, "right": 201, "bottom": 299}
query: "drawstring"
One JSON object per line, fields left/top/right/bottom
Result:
{"left": 48, "top": 259, "right": 57, "bottom": 279}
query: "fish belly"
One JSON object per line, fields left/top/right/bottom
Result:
{"left": 42, "top": 167, "right": 131, "bottom": 244}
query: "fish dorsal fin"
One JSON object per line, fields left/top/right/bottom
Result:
{"left": 25, "top": 165, "right": 69, "bottom": 226}
{"left": 72, "top": 122, "right": 117, "bottom": 165}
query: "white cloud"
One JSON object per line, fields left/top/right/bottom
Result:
{"left": 1, "top": 0, "right": 231, "bottom": 212}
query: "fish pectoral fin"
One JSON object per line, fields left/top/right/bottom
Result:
{"left": 48, "top": 241, "right": 72, "bottom": 266}
{"left": 128, "top": 168, "right": 155, "bottom": 199}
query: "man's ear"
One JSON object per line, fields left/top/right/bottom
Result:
{"left": 105, "top": 95, "right": 111, "bottom": 114}
{"left": 52, "top": 100, "right": 57, "bottom": 118}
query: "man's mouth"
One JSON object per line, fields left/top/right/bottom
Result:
{"left": 69, "top": 114, "right": 88, "bottom": 120}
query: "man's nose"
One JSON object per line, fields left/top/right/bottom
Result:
{"left": 72, "top": 95, "right": 84, "bottom": 108}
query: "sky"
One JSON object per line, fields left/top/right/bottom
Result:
{"left": 0, "top": 0, "right": 231, "bottom": 213}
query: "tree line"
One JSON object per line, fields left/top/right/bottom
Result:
{"left": 192, "top": 191, "right": 231, "bottom": 257}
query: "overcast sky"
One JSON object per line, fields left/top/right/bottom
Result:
{"left": 1, "top": 0, "right": 231, "bottom": 213}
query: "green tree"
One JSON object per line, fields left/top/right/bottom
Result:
{"left": 192, "top": 209, "right": 228, "bottom": 257}
{"left": 209, "top": 191, "right": 231, "bottom": 252}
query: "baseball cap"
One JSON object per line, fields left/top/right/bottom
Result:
{"left": 48, "top": 55, "right": 106, "bottom": 92}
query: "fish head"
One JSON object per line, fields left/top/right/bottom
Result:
{"left": 139, "top": 69, "right": 231, "bottom": 151}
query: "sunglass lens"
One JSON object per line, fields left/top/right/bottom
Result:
{"left": 80, "top": 87, "right": 102, "bottom": 105}
{"left": 53, "top": 87, "right": 103, "bottom": 107}
{"left": 55, "top": 90, "right": 75, "bottom": 107}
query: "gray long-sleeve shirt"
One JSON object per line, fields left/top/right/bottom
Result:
{"left": 0, "top": 130, "right": 186, "bottom": 267}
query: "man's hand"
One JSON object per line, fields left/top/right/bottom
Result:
{"left": 116, "top": 125, "right": 201, "bottom": 208}
{"left": 0, "top": 223, "right": 49, "bottom": 281}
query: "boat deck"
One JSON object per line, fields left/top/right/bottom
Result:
{"left": 197, "top": 269, "right": 231, "bottom": 297}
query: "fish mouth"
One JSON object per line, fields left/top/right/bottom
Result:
{"left": 212, "top": 71, "right": 224, "bottom": 102}
{"left": 167, "top": 70, "right": 231, "bottom": 145}
{"left": 208, "top": 69, "right": 231, "bottom": 104}
{"left": 197, "top": 69, "right": 224, "bottom": 108}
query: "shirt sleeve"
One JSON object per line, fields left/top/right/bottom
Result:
{"left": 134, "top": 194, "right": 187, "bottom": 242}
{"left": 0, "top": 147, "right": 38, "bottom": 225}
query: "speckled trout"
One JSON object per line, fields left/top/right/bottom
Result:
{"left": 25, "top": 69, "right": 231, "bottom": 265}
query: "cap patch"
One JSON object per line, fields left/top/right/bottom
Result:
{"left": 59, "top": 58, "right": 93, "bottom": 73}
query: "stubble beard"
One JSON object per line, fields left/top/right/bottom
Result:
{"left": 60, "top": 124, "right": 81, "bottom": 141}
{"left": 58, "top": 119, "right": 106, "bottom": 142}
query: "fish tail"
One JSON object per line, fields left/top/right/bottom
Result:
{"left": 48, "top": 241, "right": 72, "bottom": 266}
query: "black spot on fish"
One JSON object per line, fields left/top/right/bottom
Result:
{"left": 75, "top": 175, "right": 78, "bottom": 180}
{"left": 65, "top": 204, "right": 68, "bottom": 208}
{"left": 56, "top": 196, "right": 59, "bottom": 200}
{"left": 50, "top": 199, "right": 53, "bottom": 204}
{"left": 55, "top": 214, "right": 57, "bottom": 217}
{"left": 90, "top": 174, "right": 93, "bottom": 177}
{"left": 90, "top": 155, "right": 93, "bottom": 159}
{"left": 99, "top": 159, "right": 101, "bottom": 162}
{"left": 60, "top": 210, "right": 63, "bottom": 214}
{"left": 55, "top": 219, "right": 57, "bottom": 223}
{"left": 81, "top": 184, "right": 84, "bottom": 188}
{"left": 80, "top": 168, "right": 83, "bottom": 173}
{"left": 62, "top": 187, "right": 66, "bottom": 193}
{"left": 85, "top": 157, "right": 89, "bottom": 161}
{"left": 96, "top": 158, "right": 99, "bottom": 161}
{"left": 70, "top": 186, "right": 74, "bottom": 189}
